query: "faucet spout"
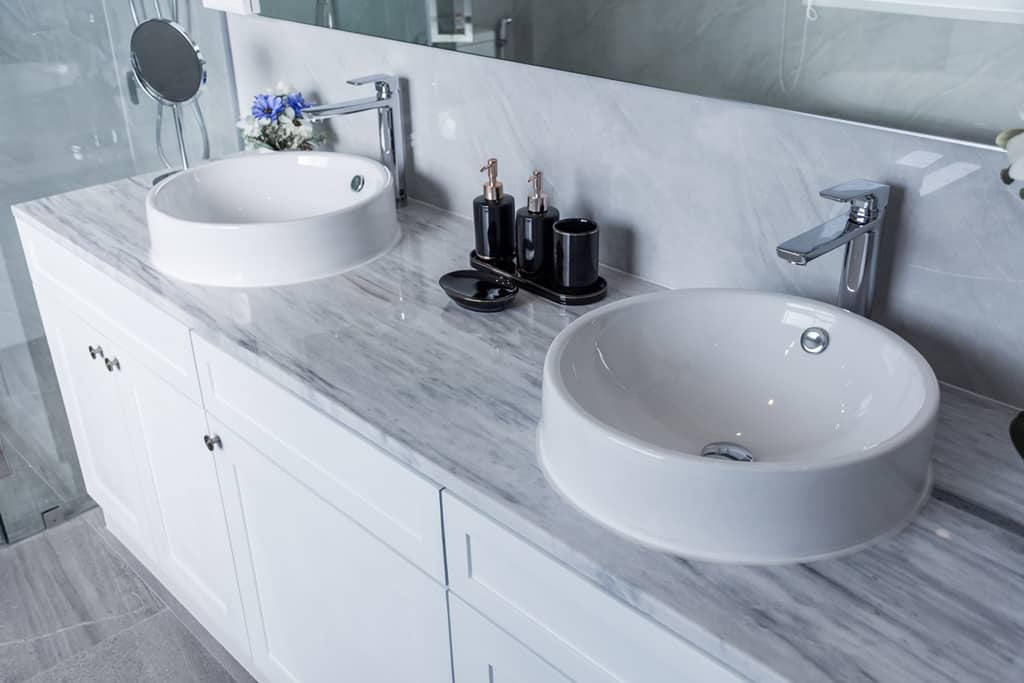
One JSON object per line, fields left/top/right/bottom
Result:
{"left": 776, "top": 214, "right": 875, "bottom": 265}
{"left": 776, "top": 179, "right": 890, "bottom": 318}
{"left": 302, "top": 75, "right": 407, "bottom": 204}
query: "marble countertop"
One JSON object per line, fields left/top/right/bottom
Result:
{"left": 13, "top": 177, "right": 1024, "bottom": 683}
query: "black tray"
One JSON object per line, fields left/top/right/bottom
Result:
{"left": 469, "top": 251, "right": 607, "bottom": 306}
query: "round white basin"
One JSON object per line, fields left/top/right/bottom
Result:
{"left": 538, "top": 289, "right": 939, "bottom": 564}
{"left": 146, "top": 152, "right": 400, "bottom": 287}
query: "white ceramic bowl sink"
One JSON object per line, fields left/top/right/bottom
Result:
{"left": 539, "top": 289, "right": 939, "bottom": 565}
{"left": 146, "top": 152, "right": 400, "bottom": 287}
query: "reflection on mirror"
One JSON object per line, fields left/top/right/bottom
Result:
{"left": 131, "top": 19, "right": 206, "bottom": 103}
{"left": 130, "top": 18, "right": 207, "bottom": 175}
{"left": 255, "top": 1, "right": 1024, "bottom": 144}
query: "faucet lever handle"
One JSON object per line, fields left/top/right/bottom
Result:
{"left": 346, "top": 74, "right": 399, "bottom": 98}
{"left": 819, "top": 179, "right": 890, "bottom": 209}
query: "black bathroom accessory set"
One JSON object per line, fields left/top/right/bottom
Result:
{"left": 441, "top": 158, "right": 606, "bottom": 312}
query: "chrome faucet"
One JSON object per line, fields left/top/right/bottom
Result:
{"left": 776, "top": 179, "right": 891, "bottom": 318}
{"left": 304, "top": 75, "right": 407, "bottom": 204}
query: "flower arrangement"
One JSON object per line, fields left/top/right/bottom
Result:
{"left": 997, "top": 126, "right": 1024, "bottom": 200}
{"left": 237, "top": 82, "right": 324, "bottom": 151}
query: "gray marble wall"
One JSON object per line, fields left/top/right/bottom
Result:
{"left": 225, "top": 14, "right": 1024, "bottom": 408}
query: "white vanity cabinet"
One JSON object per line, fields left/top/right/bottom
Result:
{"left": 16, "top": 213, "right": 749, "bottom": 683}
{"left": 19, "top": 218, "right": 452, "bottom": 683}
{"left": 22, "top": 226, "right": 250, "bottom": 659}
{"left": 193, "top": 337, "right": 451, "bottom": 683}
{"left": 32, "top": 288, "right": 158, "bottom": 562}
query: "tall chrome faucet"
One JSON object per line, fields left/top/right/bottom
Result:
{"left": 304, "top": 75, "right": 407, "bottom": 204}
{"left": 776, "top": 179, "right": 891, "bottom": 318}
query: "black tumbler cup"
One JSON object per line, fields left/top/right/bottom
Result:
{"left": 552, "top": 218, "right": 600, "bottom": 292}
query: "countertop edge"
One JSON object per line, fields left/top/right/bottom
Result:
{"left": 12, "top": 200, "right": 788, "bottom": 682}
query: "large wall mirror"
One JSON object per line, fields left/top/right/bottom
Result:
{"left": 256, "top": 1, "right": 1023, "bottom": 145}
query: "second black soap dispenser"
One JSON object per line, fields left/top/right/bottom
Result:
{"left": 516, "top": 170, "right": 559, "bottom": 280}
{"left": 473, "top": 158, "right": 516, "bottom": 266}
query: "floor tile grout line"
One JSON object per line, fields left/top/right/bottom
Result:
{"left": 0, "top": 604, "right": 164, "bottom": 649}
{"left": 77, "top": 513, "right": 168, "bottom": 612}
{"left": 19, "top": 607, "right": 171, "bottom": 683}
{"left": 79, "top": 511, "right": 252, "bottom": 683}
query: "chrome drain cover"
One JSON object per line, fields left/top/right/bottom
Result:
{"left": 700, "top": 442, "right": 754, "bottom": 462}
{"left": 801, "top": 326, "right": 829, "bottom": 354}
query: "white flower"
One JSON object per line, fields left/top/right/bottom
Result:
{"left": 295, "top": 119, "right": 314, "bottom": 141}
{"left": 274, "top": 81, "right": 296, "bottom": 96}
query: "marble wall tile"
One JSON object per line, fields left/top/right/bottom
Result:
{"left": 226, "top": 14, "right": 1024, "bottom": 407}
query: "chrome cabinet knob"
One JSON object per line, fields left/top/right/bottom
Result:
{"left": 203, "top": 434, "right": 222, "bottom": 452}
{"left": 104, "top": 357, "right": 121, "bottom": 372}
{"left": 88, "top": 345, "right": 104, "bottom": 360}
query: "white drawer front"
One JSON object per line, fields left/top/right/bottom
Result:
{"left": 450, "top": 595, "right": 576, "bottom": 683}
{"left": 444, "top": 493, "right": 747, "bottom": 683}
{"left": 18, "top": 220, "right": 199, "bottom": 403}
{"left": 193, "top": 334, "right": 445, "bottom": 582}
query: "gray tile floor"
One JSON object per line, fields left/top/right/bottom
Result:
{"left": 0, "top": 509, "right": 255, "bottom": 683}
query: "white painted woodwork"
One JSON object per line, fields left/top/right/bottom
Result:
{"left": 212, "top": 418, "right": 452, "bottom": 683}
{"left": 444, "top": 493, "right": 747, "bottom": 683}
{"left": 119, "top": 353, "right": 251, "bottom": 661}
{"left": 31, "top": 284, "right": 157, "bottom": 563}
{"left": 20, "top": 221, "right": 201, "bottom": 402}
{"left": 450, "top": 594, "right": 574, "bottom": 683}
{"left": 193, "top": 335, "right": 445, "bottom": 581}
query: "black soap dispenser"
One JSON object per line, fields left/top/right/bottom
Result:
{"left": 516, "top": 170, "right": 560, "bottom": 280}
{"left": 473, "top": 158, "right": 516, "bottom": 266}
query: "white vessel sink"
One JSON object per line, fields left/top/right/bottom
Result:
{"left": 539, "top": 289, "right": 939, "bottom": 565}
{"left": 146, "top": 152, "right": 400, "bottom": 287}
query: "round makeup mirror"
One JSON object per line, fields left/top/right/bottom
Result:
{"left": 130, "top": 18, "right": 206, "bottom": 104}
{"left": 130, "top": 18, "right": 206, "bottom": 180}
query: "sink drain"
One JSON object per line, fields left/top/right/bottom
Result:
{"left": 700, "top": 442, "right": 755, "bottom": 462}
{"left": 800, "top": 326, "right": 829, "bottom": 354}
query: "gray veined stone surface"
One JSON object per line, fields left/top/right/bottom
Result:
{"left": 12, "top": 178, "right": 1024, "bottom": 682}
{"left": 0, "top": 511, "right": 252, "bottom": 683}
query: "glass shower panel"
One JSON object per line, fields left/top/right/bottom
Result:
{"left": 0, "top": 0, "right": 237, "bottom": 543}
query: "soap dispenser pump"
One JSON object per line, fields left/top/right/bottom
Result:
{"left": 516, "top": 170, "right": 560, "bottom": 280}
{"left": 473, "top": 158, "right": 516, "bottom": 265}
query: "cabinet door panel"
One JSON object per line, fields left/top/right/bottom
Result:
{"left": 451, "top": 595, "right": 573, "bottom": 683}
{"left": 119, "top": 357, "right": 250, "bottom": 661}
{"left": 35, "top": 286, "right": 155, "bottom": 561}
{"left": 213, "top": 419, "right": 451, "bottom": 683}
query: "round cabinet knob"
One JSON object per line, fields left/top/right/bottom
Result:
{"left": 88, "top": 345, "right": 104, "bottom": 360}
{"left": 203, "top": 434, "right": 223, "bottom": 452}
{"left": 104, "top": 357, "right": 121, "bottom": 372}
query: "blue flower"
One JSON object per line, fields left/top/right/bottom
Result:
{"left": 287, "top": 92, "right": 308, "bottom": 118}
{"left": 251, "top": 93, "right": 284, "bottom": 121}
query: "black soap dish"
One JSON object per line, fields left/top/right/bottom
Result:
{"left": 439, "top": 270, "right": 518, "bottom": 312}
{"left": 1011, "top": 411, "right": 1024, "bottom": 462}
{"left": 469, "top": 251, "right": 607, "bottom": 306}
